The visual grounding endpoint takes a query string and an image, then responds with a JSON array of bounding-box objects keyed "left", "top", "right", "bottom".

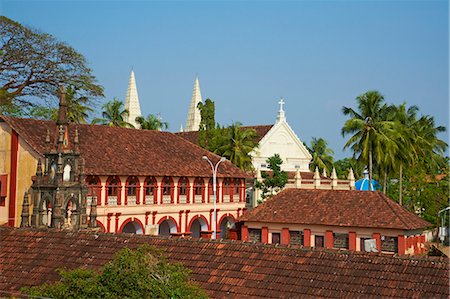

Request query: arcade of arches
[{"left": 85, "top": 175, "right": 246, "bottom": 238}]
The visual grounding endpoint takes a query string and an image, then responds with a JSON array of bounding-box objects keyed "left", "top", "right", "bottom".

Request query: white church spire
[
  {"left": 124, "top": 69, "right": 142, "bottom": 129},
  {"left": 276, "top": 97, "right": 286, "bottom": 123},
  {"left": 185, "top": 76, "right": 202, "bottom": 132}
]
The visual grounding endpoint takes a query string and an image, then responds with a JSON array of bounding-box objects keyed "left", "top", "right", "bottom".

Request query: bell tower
[{"left": 21, "top": 86, "right": 93, "bottom": 230}]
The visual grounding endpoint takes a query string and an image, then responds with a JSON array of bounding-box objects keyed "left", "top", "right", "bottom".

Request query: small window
[
  {"left": 249, "top": 229, "right": 262, "bottom": 242},
  {"left": 272, "top": 233, "right": 281, "bottom": 244},
  {"left": 178, "top": 177, "right": 188, "bottom": 195},
  {"left": 289, "top": 230, "right": 304, "bottom": 246},
  {"left": 127, "top": 178, "right": 138, "bottom": 196},
  {"left": 333, "top": 233, "right": 349, "bottom": 249},
  {"left": 381, "top": 236, "right": 398, "bottom": 253},
  {"left": 63, "top": 164, "right": 71, "bottom": 182}
]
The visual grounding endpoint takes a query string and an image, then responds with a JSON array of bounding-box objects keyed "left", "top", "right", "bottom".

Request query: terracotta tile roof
[
  {"left": 240, "top": 189, "right": 432, "bottom": 230},
  {"left": 175, "top": 125, "right": 274, "bottom": 145},
  {"left": 0, "top": 116, "right": 250, "bottom": 178},
  {"left": 0, "top": 227, "right": 448, "bottom": 298}
]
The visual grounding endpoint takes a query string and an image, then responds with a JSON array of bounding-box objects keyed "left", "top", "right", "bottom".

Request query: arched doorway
[
  {"left": 219, "top": 216, "right": 236, "bottom": 239},
  {"left": 190, "top": 217, "right": 208, "bottom": 238},
  {"left": 158, "top": 219, "right": 177, "bottom": 236},
  {"left": 122, "top": 221, "right": 143, "bottom": 234}
]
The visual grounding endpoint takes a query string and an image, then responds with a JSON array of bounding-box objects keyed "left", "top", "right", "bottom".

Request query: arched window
[
  {"left": 208, "top": 178, "right": 214, "bottom": 203},
  {"left": 106, "top": 176, "right": 121, "bottom": 205},
  {"left": 85, "top": 176, "right": 101, "bottom": 205},
  {"left": 194, "top": 177, "right": 204, "bottom": 203},
  {"left": 162, "top": 176, "right": 174, "bottom": 204},
  {"left": 234, "top": 178, "right": 243, "bottom": 202},
  {"left": 144, "top": 177, "right": 157, "bottom": 204},
  {"left": 178, "top": 177, "right": 189, "bottom": 204},
  {"left": 63, "top": 164, "right": 71, "bottom": 182},
  {"left": 126, "top": 176, "right": 140, "bottom": 205}
]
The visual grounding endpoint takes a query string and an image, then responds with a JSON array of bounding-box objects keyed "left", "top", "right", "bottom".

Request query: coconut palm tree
[
  {"left": 215, "top": 122, "right": 258, "bottom": 171},
  {"left": 135, "top": 114, "right": 169, "bottom": 131},
  {"left": 92, "top": 99, "right": 134, "bottom": 128},
  {"left": 342, "top": 91, "right": 397, "bottom": 190},
  {"left": 308, "top": 137, "right": 334, "bottom": 174},
  {"left": 64, "top": 86, "right": 94, "bottom": 124}
]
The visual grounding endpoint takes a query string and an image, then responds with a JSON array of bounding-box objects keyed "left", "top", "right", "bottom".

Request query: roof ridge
[{"left": 377, "top": 192, "right": 413, "bottom": 229}]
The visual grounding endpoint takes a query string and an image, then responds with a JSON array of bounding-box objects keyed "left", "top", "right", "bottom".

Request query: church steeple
[
  {"left": 185, "top": 76, "right": 202, "bottom": 132},
  {"left": 124, "top": 69, "right": 142, "bottom": 129}
]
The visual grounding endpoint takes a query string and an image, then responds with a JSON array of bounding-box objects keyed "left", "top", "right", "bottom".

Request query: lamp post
[{"left": 202, "top": 156, "right": 226, "bottom": 239}]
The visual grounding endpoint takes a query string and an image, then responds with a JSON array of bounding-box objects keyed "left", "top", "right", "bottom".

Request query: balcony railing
[
  {"left": 127, "top": 196, "right": 136, "bottom": 205},
  {"left": 108, "top": 196, "right": 117, "bottom": 206},
  {"left": 162, "top": 195, "right": 171, "bottom": 204},
  {"left": 194, "top": 195, "right": 202, "bottom": 204},
  {"left": 145, "top": 196, "right": 154, "bottom": 204},
  {"left": 179, "top": 196, "right": 187, "bottom": 204}
]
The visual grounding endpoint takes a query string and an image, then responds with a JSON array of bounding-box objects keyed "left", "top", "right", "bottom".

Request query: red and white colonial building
[
  {"left": 239, "top": 189, "right": 431, "bottom": 256},
  {"left": 0, "top": 111, "right": 250, "bottom": 238}
]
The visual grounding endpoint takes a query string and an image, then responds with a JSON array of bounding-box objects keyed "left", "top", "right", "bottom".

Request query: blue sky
[{"left": 2, "top": 0, "right": 448, "bottom": 160}]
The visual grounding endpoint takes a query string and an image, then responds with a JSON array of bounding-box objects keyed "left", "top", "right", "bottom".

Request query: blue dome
[{"left": 355, "top": 178, "right": 380, "bottom": 191}]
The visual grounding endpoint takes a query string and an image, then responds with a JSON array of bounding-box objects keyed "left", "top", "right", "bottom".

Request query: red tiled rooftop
[
  {"left": 240, "top": 189, "right": 432, "bottom": 230},
  {"left": 0, "top": 116, "right": 250, "bottom": 178},
  {"left": 0, "top": 227, "right": 448, "bottom": 298}
]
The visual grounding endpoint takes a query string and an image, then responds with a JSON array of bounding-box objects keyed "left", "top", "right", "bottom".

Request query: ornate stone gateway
[{"left": 21, "top": 86, "right": 95, "bottom": 230}]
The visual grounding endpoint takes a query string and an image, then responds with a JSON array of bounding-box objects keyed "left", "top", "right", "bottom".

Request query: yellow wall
[
  {"left": 0, "top": 123, "right": 12, "bottom": 225},
  {"left": 0, "top": 122, "right": 39, "bottom": 226}
]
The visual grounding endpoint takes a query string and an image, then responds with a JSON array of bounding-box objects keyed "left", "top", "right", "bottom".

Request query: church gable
[
  {"left": 253, "top": 121, "right": 311, "bottom": 171},
  {"left": 251, "top": 99, "right": 311, "bottom": 172}
]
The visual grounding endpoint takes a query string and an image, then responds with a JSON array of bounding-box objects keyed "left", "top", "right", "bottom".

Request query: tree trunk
[
  {"left": 383, "top": 167, "right": 387, "bottom": 194},
  {"left": 399, "top": 162, "right": 403, "bottom": 205},
  {"left": 369, "top": 149, "right": 373, "bottom": 191}
]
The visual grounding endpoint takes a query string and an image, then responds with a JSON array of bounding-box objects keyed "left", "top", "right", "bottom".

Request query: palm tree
[
  {"left": 342, "top": 91, "right": 397, "bottom": 190},
  {"left": 135, "top": 114, "right": 169, "bottom": 131},
  {"left": 215, "top": 122, "right": 258, "bottom": 171},
  {"left": 92, "top": 99, "right": 134, "bottom": 128},
  {"left": 308, "top": 137, "right": 334, "bottom": 174},
  {"left": 388, "top": 103, "right": 420, "bottom": 202}
]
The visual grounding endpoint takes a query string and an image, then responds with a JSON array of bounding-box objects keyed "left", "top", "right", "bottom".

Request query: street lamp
[{"left": 202, "top": 156, "right": 226, "bottom": 239}]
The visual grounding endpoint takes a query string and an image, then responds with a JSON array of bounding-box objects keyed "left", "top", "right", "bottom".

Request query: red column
[
  {"left": 106, "top": 213, "right": 113, "bottom": 233},
  {"left": 349, "top": 232, "right": 357, "bottom": 251},
  {"left": 178, "top": 210, "right": 184, "bottom": 233},
  {"left": 115, "top": 213, "right": 121, "bottom": 232},
  {"left": 8, "top": 130, "right": 19, "bottom": 227},
  {"left": 185, "top": 210, "right": 190, "bottom": 232},
  {"left": 241, "top": 225, "right": 249, "bottom": 241},
  {"left": 373, "top": 233, "right": 381, "bottom": 252},
  {"left": 262, "top": 227, "right": 269, "bottom": 243},
  {"left": 413, "top": 236, "right": 419, "bottom": 255},
  {"left": 420, "top": 235, "right": 425, "bottom": 254},
  {"left": 152, "top": 211, "right": 157, "bottom": 225},
  {"left": 145, "top": 212, "right": 150, "bottom": 226},
  {"left": 398, "top": 235, "right": 406, "bottom": 255},
  {"left": 281, "top": 228, "right": 290, "bottom": 245},
  {"left": 325, "top": 230, "right": 334, "bottom": 248},
  {"left": 304, "top": 229, "right": 311, "bottom": 247}
]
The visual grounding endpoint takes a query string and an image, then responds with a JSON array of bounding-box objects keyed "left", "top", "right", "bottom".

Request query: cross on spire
[
  {"left": 278, "top": 97, "right": 285, "bottom": 112},
  {"left": 276, "top": 97, "right": 286, "bottom": 123}
]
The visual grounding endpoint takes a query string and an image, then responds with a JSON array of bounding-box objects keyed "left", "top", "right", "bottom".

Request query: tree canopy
[
  {"left": 136, "top": 114, "right": 169, "bottom": 130},
  {"left": 22, "top": 244, "right": 207, "bottom": 299},
  {"left": 255, "top": 154, "right": 288, "bottom": 201},
  {"left": 92, "top": 99, "right": 134, "bottom": 128},
  {"left": 0, "top": 16, "right": 103, "bottom": 114},
  {"left": 308, "top": 137, "right": 334, "bottom": 174}
]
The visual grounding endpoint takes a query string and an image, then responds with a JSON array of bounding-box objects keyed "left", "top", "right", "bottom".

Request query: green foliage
[
  {"left": 387, "top": 157, "right": 449, "bottom": 225},
  {"left": 92, "top": 99, "right": 134, "bottom": 128},
  {"left": 136, "top": 114, "right": 169, "bottom": 130},
  {"left": 255, "top": 154, "right": 288, "bottom": 200},
  {"left": 22, "top": 244, "right": 207, "bottom": 299},
  {"left": 307, "top": 137, "right": 334, "bottom": 173},
  {"left": 334, "top": 157, "right": 364, "bottom": 180},
  {"left": 0, "top": 16, "right": 103, "bottom": 112},
  {"left": 214, "top": 122, "right": 259, "bottom": 171},
  {"left": 197, "top": 98, "right": 216, "bottom": 149}
]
